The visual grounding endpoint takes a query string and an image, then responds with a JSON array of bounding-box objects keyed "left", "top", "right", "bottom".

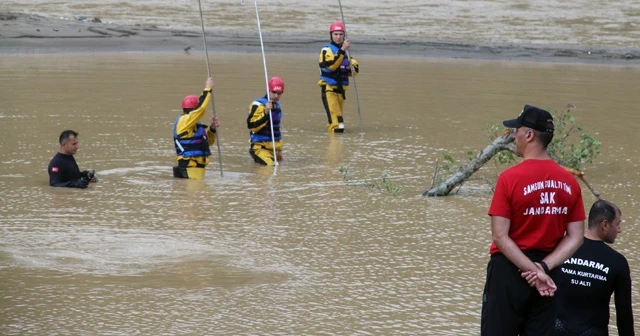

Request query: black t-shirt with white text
[{"left": 556, "top": 237, "right": 634, "bottom": 335}]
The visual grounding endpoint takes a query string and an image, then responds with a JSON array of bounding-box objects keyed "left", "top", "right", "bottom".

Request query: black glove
[
  {"left": 80, "top": 170, "right": 95, "bottom": 181},
  {"left": 70, "top": 178, "right": 89, "bottom": 189},
  {"left": 80, "top": 170, "right": 89, "bottom": 179}
]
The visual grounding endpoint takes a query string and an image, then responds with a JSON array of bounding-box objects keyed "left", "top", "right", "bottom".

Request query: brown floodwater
[{"left": 0, "top": 53, "right": 639, "bottom": 334}]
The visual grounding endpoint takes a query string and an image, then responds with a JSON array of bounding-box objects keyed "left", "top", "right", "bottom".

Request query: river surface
[
  {"left": 0, "top": 53, "right": 639, "bottom": 334},
  {"left": 3, "top": 0, "right": 640, "bottom": 47}
]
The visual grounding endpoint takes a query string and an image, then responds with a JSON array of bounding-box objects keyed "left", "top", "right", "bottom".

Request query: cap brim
[{"left": 502, "top": 119, "right": 520, "bottom": 128}]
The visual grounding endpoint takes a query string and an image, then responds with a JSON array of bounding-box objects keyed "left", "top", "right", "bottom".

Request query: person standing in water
[
  {"left": 247, "top": 76, "right": 285, "bottom": 166},
  {"left": 48, "top": 130, "right": 97, "bottom": 188},
  {"left": 318, "top": 21, "right": 359, "bottom": 133},
  {"left": 173, "top": 77, "right": 220, "bottom": 179}
]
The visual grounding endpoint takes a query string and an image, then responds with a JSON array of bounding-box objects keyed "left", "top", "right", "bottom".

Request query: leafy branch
[{"left": 339, "top": 164, "right": 404, "bottom": 195}]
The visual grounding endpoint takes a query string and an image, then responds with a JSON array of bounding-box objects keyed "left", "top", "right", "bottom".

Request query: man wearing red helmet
[
  {"left": 172, "top": 77, "right": 220, "bottom": 179},
  {"left": 247, "top": 76, "right": 284, "bottom": 166},
  {"left": 318, "top": 21, "right": 359, "bottom": 133}
]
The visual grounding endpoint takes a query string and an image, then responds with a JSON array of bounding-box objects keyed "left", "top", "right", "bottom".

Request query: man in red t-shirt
[{"left": 480, "top": 105, "right": 586, "bottom": 336}]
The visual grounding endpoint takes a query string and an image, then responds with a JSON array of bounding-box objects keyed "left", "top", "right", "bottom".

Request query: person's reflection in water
[
  {"left": 250, "top": 165, "right": 281, "bottom": 226},
  {"left": 325, "top": 133, "right": 345, "bottom": 170},
  {"left": 169, "top": 178, "right": 207, "bottom": 230}
]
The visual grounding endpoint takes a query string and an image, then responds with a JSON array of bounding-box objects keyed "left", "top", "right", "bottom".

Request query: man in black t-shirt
[
  {"left": 555, "top": 200, "right": 635, "bottom": 336},
  {"left": 48, "top": 130, "right": 96, "bottom": 188}
]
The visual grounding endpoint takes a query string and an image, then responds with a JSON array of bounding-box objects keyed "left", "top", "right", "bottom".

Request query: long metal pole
[
  {"left": 338, "top": 0, "right": 363, "bottom": 134},
  {"left": 197, "top": 0, "right": 224, "bottom": 177},
  {"left": 254, "top": 0, "right": 279, "bottom": 166}
]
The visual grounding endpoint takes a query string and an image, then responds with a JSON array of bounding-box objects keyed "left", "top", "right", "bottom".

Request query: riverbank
[{"left": 1, "top": 12, "right": 639, "bottom": 65}]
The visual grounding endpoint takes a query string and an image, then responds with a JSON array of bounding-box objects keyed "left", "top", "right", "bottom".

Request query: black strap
[
  {"left": 177, "top": 159, "right": 205, "bottom": 168},
  {"left": 539, "top": 260, "right": 550, "bottom": 274}
]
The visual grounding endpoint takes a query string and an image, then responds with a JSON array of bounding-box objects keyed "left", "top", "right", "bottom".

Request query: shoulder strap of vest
[
  {"left": 253, "top": 97, "right": 268, "bottom": 105},
  {"left": 324, "top": 43, "right": 340, "bottom": 53},
  {"left": 175, "top": 118, "right": 204, "bottom": 139}
]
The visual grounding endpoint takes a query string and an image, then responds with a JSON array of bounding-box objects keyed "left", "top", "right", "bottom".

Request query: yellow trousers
[
  {"left": 321, "top": 87, "right": 345, "bottom": 133},
  {"left": 173, "top": 158, "right": 207, "bottom": 179},
  {"left": 173, "top": 165, "right": 206, "bottom": 179},
  {"left": 250, "top": 143, "right": 280, "bottom": 166}
]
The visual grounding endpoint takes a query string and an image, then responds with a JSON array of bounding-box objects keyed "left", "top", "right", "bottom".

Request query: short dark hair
[
  {"left": 533, "top": 129, "right": 554, "bottom": 148},
  {"left": 59, "top": 130, "right": 78, "bottom": 144},
  {"left": 588, "top": 199, "right": 620, "bottom": 229}
]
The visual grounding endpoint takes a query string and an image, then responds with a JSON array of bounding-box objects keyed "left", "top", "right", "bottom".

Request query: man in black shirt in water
[
  {"left": 555, "top": 200, "right": 635, "bottom": 335},
  {"left": 48, "top": 130, "right": 96, "bottom": 188}
]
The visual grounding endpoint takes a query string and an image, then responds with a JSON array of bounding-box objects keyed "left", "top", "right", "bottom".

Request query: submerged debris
[{"left": 73, "top": 15, "right": 102, "bottom": 23}]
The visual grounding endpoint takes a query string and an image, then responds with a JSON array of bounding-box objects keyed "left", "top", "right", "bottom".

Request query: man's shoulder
[
  {"left": 48, "top": 152, "right": 72, "bottom": 174},
  {"left": 48, "top": 152, "right": 59, "bottom": 162},
  {"left": 499, "top": 159, "right": 572, "bottom": 178},
  {"left": 252, "top": 97, "right": 267, "bottom": 105},
  {"left": 604, "top": 244, "right": 629, "bottom": 264},
  {"left": 497, "top": 161, "right": 529, "bottom": 178},
  {"left": 320, "top": 43, "right": 337, "bottom": 52},
  {"left": 175, "top": 112, "right": 201, "bottom": 129},
  {"left": 48, "top": 153, "right": 59, "bottom": 170},
  {"left": 576, "top": 239, "right": 629, "bottom": 266},
  {"left": 49, "top": 152, "right": 70, "bottom": 163}
]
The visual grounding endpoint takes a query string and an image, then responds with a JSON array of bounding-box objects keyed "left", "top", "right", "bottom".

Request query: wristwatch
[{"left": 539, "top": 260, "right": 550, "bottom": 274}]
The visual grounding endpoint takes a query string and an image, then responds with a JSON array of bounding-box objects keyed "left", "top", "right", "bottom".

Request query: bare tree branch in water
[
  {"left": 423, "top": 131, "right": 515, "bottom": 197},
  {"left": 563, "top": 167, "right": 602, "bottom": 200}
]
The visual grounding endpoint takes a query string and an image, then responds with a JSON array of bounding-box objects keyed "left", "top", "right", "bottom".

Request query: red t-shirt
[{"left": 488, "top": 159, "right": 585, "bottom": 254}]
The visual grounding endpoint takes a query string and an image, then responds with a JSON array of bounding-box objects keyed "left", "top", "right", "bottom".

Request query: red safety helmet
[
  {"left": 329, "top": 21, "right": 345, "bottom": 33},
  {"left": 181, "top": 95, "right": 199, "bottom": 109},
  {"left": 268, "top": 76, "right": 285, "bottom": 93}
]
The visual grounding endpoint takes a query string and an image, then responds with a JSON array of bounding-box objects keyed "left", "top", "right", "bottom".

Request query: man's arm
[
  {"left": 319, "top": 47, "right": 344, "bottom": 71},
  {"left": 614, "top": 259, "right": 635, "bottom": 336},
  {"left": 51, "top": 176, "right": 88, "bottom": 188},
  {"left": 176, "top": 88, "right": 212, "bottom": 135},
  {"left": 206, "top": 128, "right": 217, "bottom": 146},
  {"left": 49, "top": 157, "right": 88, "bottom": 188},
  {"left": 492, "top": 215, "right": 556, "bottom": 296},
  {"left": 349, "top": 58, "right": 359, "bottom": 76},
  {"left": 247, "top": 102, "right": 269, "bottom": 133},
  {"left": 492, "top": 216, "right": 540, "bottom": 272},
  {"left": 541, "top": 220, "right": 584, "bottom": 270},
  {"left": 206, "top": 116, "right": 219, "bottom": 146}
]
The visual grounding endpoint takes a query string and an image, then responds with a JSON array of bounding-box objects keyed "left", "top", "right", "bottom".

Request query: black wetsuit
[
  {"left": 555, "top": 237, "right": 635, "bottom": 336},
  {"left": 47, "top": 152, "right": 88, "bottom": 188}
]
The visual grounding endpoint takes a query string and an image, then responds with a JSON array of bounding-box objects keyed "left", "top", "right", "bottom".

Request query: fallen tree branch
[
  {"left": 422, "top": 132, "right": 514, "bottom": 196},
  {"left": 423, "top": 130, "right": 602, "bottom": 199},
  {"left": 563, "top": 167, "right": 602, "bottom": 200},
  {"left": 429, "top": 159, "right": 439, "bottom": 190}
]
